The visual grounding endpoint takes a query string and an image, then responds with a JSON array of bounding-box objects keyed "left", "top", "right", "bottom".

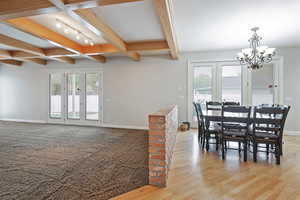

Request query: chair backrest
[
  {"left": 280, "top": 105, "right": 291, "bottom": 138},
  {"left": 223, "top": 101, "right": 240, "bottom": 106},
  {"left": 193, "top": 102, "right": 206, "bottom": 132},
  {"left": 221, "top": 106, "right": 251, "bottom": 133},
  {"left": 206, "top": 101, "right": 222, "bottom": 111},
  {"left": 193, "top": 102, "right": 200, "bottom": 124},
  {"left": 253, "top": 106, "right": 286, "bottom": 137}
]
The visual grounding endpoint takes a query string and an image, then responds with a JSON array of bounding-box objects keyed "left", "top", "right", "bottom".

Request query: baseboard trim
[
  {"left": 101, "top": 124, "right": 148, "bottom": 130},
  {"left": 0, "top": 118, "right": 149, "bottom": 131},
  {"left": 0, "top": 118, "right": 47, "bottom": 124},
  {"left": 285, "top": 130, "right": 300, "bottom": 136}
]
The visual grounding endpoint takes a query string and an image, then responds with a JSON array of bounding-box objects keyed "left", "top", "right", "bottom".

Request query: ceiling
[
  {"left": 173, "top": 0, "right": 300, "bottom": 52},
  {"left": 0, "top": 0, "right": 300, "bottom": 65},
  {"left": 28, "top": 0, "right": 300, "bottom": 52}
]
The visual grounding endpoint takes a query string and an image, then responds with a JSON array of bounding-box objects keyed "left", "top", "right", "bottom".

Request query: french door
[
  {"left": 48, "top": 71, "right": 103, "bottom": 126},
  {"left": 189, "top": 59, "right": 282, "bottom": 126}
]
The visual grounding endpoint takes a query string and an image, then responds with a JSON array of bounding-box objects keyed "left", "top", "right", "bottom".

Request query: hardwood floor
[{"left": 112, "top": 130, "right": 300, "bottom": 200}]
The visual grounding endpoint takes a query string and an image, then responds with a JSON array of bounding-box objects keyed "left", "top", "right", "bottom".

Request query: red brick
[
  {"left": 149, "top": 143, "right": 165, "bottom": 148},
  {"left": 149, "top": 123, "right": 166, "bottom": 130},
  {"left": 149, "top": 116, "right": 166, "bottom": 123},
  {"left": 149, "top": 130, "right": 165, "bottom": 136}
]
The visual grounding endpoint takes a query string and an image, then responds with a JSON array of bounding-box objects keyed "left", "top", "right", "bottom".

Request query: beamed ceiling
[{"left": 0, "top": 0, "right": 179, "bottom": 66}]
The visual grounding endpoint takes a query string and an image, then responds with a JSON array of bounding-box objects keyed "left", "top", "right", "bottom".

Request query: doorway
[
  {"left": 48, "top": 71, "right": 103, "bottom": 126},
  {"left": 188, "top": 58, "right": 283, "bottom": 126}
]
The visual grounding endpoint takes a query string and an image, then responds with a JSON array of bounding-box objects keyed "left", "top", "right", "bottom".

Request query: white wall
[
  {"left": 0, "top": 49, "right": 299, "bottom": 133},
  {"left": 0, "top": 64, "right": 48, "bottom": 122}
]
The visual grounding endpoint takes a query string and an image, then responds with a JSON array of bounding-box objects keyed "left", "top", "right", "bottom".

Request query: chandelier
[{"left": 237, "top": 27, "right": 276, "bottom": 70}]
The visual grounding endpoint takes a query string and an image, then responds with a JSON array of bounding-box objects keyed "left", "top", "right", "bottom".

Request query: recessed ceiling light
[
  {"left": 90, "top": 42, "right": 94, "bottom": 46},
  {"left": 76, "top": 35, "right": 80, "bottom": 40},
  {"left": 84, "top": 39, "right": 89, "bottom": 44},
  {"left": 64, "top": 28, "right": 69, "bottom": 34}
]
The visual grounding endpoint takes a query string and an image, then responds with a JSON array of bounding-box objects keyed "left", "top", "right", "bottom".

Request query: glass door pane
[
  {"left": 222, "top": 66, "right": 242, "bottom": 103},
  {"left": 252, "top": 64, "right": 274, "bottom": 106},
  {"left": 49, "top": 74, "right": 62, "bottom": 118},
  {"left": 67, "top": 73, "right": 81, "bottom": 119},
  {"left": 86, "top": 73, "right": 99, "bottom": 120},
  {"left": 193, "top": 66, "right": 213, "bottom": 106}
]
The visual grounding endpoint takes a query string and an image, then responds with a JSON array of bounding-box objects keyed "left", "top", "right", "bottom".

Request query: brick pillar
[{"left": 148, "top": 105, "right": 178, "bottom": 187}]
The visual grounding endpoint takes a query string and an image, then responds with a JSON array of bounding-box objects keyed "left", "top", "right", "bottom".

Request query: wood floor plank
[{"left": 113, "top": 130, "right": 300, "bottom": 199}]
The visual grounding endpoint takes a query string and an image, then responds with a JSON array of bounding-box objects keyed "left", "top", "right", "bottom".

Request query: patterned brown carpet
[{"left": 0, "top": 121, "right": 148, "bottom": 200}]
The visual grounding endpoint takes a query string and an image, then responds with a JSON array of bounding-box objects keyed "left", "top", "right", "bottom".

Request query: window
[
  {"left": 49, "top": 74, "right": 62, "bottom": 118},
  {"left": 86, "top": 73, "right": 100, "bottom": 120},
  {"left": 193, "top": 66, "right": 213, "bottom": 105},
  {"left": 222, "top": 66, "right": 242, "bottom": 103},
  {"left": 67, "top": 73, "right": 81, "bottom": 119},
  {"left": 252, "top": 64, "right": 274, "bottom": 105}
]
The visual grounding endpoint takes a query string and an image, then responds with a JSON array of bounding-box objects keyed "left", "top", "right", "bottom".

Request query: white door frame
[
  {"left": 187, "top": 57, "right": 284, "bottom": 124},
  {"left": 47, "top": 68, "right": 103, "bottom": 126}
]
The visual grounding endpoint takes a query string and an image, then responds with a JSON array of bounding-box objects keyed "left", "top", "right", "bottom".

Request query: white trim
[
  {"left": 187, "top": 57, "right": 284, "bottom": 123},
  {"left": 285, "top": 131, "right": 300, "bottom": 136},
  {"left": 0, "top": 118, "right": 47, "bottom": 124},
  {"left": 0, "top": 118, "right": 149, "bottom": 130},
  {"left": 101, "top": 124, "right": 148, "bottom": 130}
]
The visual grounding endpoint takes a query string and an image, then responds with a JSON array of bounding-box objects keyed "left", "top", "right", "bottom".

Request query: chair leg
[
  {"left": 238, "top": 142, "right": 241, "bottom": 154},
  {"left": 276, "top": 142, "right": 280, "bottom": 165},
  {"left": 198, "top": 128, "right": 201, "bottom": 142},
  {"left": 206, "top": 134, "right": 210, "bottom": 151},
  {"left": 222, "top": 139, "right": 225, "bottom": 160},
  {"left": 202, "top": 133, "right": 205, "bottom": 149},
  {"left": 243, "top": 140, "right": 247, "bottom": 162},
  {"left": 280, "top": 140, "right": 283, "bottom": 156},
  {"left": 216, "top": 135, "right": 219, "bottom": 151},
  {"left": 266, "top": 144, "right": 269, "bottom": 156},
  {"left": 253, "top": 142, "right": 257, "bottom": 162}
]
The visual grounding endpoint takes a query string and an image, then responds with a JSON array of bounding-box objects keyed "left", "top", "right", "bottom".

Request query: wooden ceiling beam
[
  {"left": 10, "top": 40, "right": 169, "bottom": 59},
  {"left": 98, "top": 0, "right": 143, "bottom": 6},
  {"left": 0, "top": 34, "right": 45, "bottom": 56},
  {"left": 0, "top": 59, "right": 22, "bottom": 66},
  {"left": 0, "top": 49, "right": 12, "bottom": 57},
  {"left": 127, "top": 40, "right": 169, "bottom": 52},
  {"left": 7, "top": 18, "right": 82, "bottom": 53},
  {"left": 0, "top": 0, "right": 143, "bottom": 20},
  {"left": 23, "top": 58, "right": 48, "bottom": 65},
  {"left": 11, "top": 51, "right": 40, "bottom": 58},
  {"left": 53, "top": 56, "right": 76, "bottom": 64},
  {"left": 75, "top": 8, "right": 141, "bottom": 61},
  {"left": 88, "top": 55, "right": 106, "bottom": 63},
  {"left": 7, "top": 17, "right": 106, "bottom": 63},
  {"left": 154, "top": 0, "right": 179, "bottom": 59},
  {"left": 44, "top": 48, "right": 74, "bottom": 57}
]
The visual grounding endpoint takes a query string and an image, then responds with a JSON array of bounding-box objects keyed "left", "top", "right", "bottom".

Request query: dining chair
[
  {"left": 278, "top": 105, "right": 291, "bottom": 155},
  {"left": 220, "top": 106, "right": 251, "bottom": 162},
  {"left": 223, "top": 101, "right": 240, "bottom": 106},
  {"left": 258, "top": 104, "right": 291, "bottom": 156},
  {"left": 206, "top": 101, "right": 222, "bottom": 111},
  {"left": 250, "top": 106, "right": 286, "bottom": 165}
]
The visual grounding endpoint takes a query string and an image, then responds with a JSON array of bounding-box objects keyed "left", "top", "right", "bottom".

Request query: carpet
[{"left": 0, "top": 121, "right": 148, "bottom": 200}]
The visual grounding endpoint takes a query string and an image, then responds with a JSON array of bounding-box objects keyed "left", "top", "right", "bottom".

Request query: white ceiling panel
[
  {"left": 173, "top": 0, "right": 300, "bottom": 52},
  {"left": 93, "top": 0, "right": 164, "bottom": 42},
  {"left": 0, "top": 44, "right": 18, "bottom": 50},
  {"left": 0, "top": 23, "right": 55, "bottom": 48}
]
